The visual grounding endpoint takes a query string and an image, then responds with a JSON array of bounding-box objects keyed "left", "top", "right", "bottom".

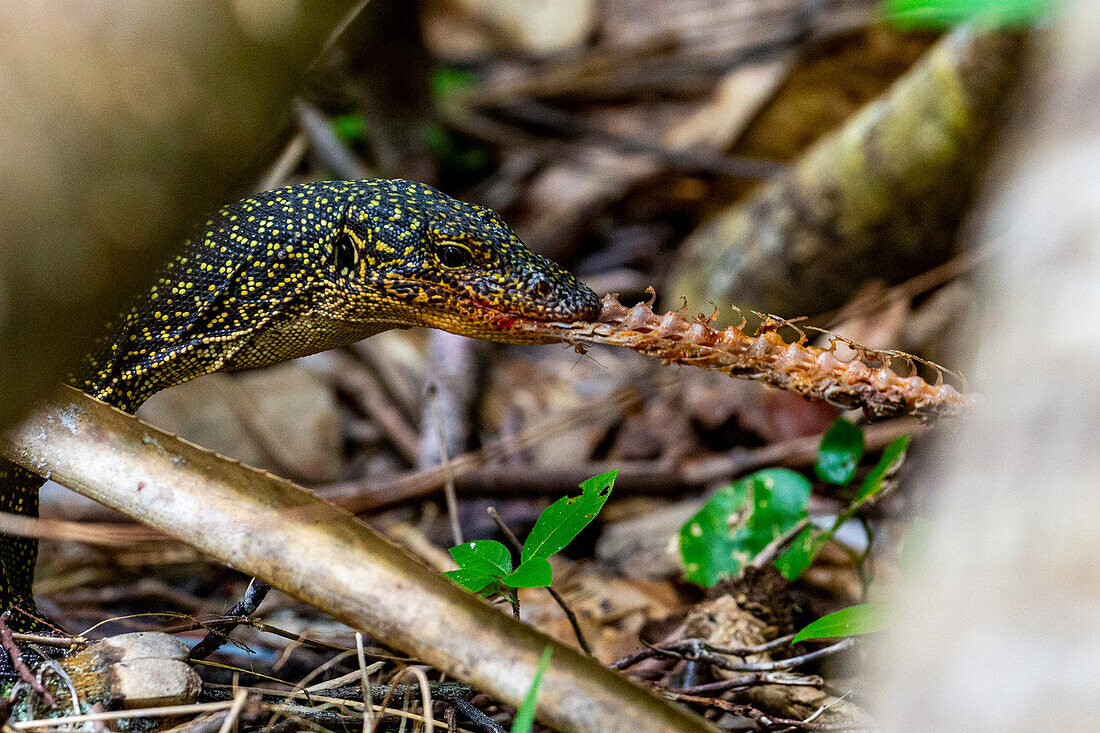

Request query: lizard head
[{"left": 330, "top": 179, "right": 600, "bottom": 343}]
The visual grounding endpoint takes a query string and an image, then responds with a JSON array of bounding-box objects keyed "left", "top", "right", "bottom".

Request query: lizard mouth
[
  {"left": 395, "top": 276, "right": 599, "bottom": 325},
  {"left": 380, "top": 275, "right": 600, "bottom": 344}
]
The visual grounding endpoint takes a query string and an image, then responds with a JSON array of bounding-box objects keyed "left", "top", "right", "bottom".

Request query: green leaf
[
  {"left": 430, "top": 67, "right": 477, "bottom": 102},
  {"left": 511, "top": 647, "right": 552, "bottom": 733},
  {"left": 521, "top": 470, "right": 616, "bottom": 563},
  {"left": 815, "top": 418, "right": 865, "bottom": 485},
  {"left": 442, "top": 568, "right": 496, "bottom": 593},
  {"left": 504, "top": 558, "right": 553, "bottom": 588},
  {"left": 679, "top": 468, "right": 811, "bottom": 587},
  {"left": 679, "top": 485, "right": 745, "bottom": 587},
  {"left": 449, "top": 540, "right": 513, "bottom": 577},
  {"left": 774, "top": 526, "right": 824, "bottom": 581},
  {"left": 857, "top": 434, "right": 910, "bottom": 501},
  {"left": 330, "top": 114, "right": 367, "bottom": 145},
  {"left": 883, "top": 0, "right": 1053, "bottom": 28},
  {"left": 751, "top": 468, "right": 814, "bottom": 528},
  {"left": 792, "top": 602, "right": 885, "bottom": 643}
]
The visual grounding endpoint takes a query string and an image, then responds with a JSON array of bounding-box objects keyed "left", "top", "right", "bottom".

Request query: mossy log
[{"left": 667, "top": 26, "right": 1024, "bottom": 319}]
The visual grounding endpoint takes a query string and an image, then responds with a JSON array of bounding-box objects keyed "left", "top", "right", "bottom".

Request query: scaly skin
[{"left": 0, "top": 178, "right": 600, "bottom": 630}]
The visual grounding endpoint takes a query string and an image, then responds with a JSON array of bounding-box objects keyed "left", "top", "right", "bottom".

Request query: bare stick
[
  {"left": 1, "top": 388, "right": 714, "bottom": 733},
  {"left": 188, "top": 578, "right": 272, "bottom": 662}
]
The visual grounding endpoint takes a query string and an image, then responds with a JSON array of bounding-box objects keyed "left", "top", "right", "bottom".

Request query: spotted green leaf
[
  {"left": 442, "top": 567, "right": 498, "bottom": 593},
  {"left": 774, "top": 526, "right": 824, "bottom": 581},
  {"left": 680, "top": 468, "right": 811, "bottom": 587},
  {"left": 444, "top": 540, "right": 513, "bottom": 592}
]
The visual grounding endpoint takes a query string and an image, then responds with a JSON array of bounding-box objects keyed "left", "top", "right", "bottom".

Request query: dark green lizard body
[{"left": 0, "top": 179, "right": 599, "bottom": 629}]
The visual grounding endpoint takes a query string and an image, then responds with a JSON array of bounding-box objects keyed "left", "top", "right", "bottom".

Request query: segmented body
[{"left": 0, "top": 179, "right": 599, "bottom": 629}]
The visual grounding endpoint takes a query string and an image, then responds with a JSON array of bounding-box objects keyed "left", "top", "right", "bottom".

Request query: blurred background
[{"left": 5, "top": 0, "right": 1091, "bottom": 730}]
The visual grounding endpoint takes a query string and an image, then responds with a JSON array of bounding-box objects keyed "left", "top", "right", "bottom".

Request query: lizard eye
[
  {"left": 437, "top": 243, "right": 473, "bottom": 269},
  {"left": 334, "top": 231, "right": 359, "bottom": 275}
]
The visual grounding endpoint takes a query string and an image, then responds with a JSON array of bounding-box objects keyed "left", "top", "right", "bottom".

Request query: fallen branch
[{"left": 0, "top": 387, "right": 715, "bottom": 733}]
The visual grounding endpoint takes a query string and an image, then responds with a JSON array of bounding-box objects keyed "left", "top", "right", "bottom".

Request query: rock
[
  {"left": 60, "top": 631, "right": 201, "bottom": 710},
  {"left": 105, "top": 658, "right": 201, "bottom": 709},
  {"left": 94, "top": 631, "right": 190, "bottom": 662}
]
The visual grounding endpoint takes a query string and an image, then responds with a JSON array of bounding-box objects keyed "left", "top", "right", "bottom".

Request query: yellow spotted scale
[{"left": 0, "top": 179, "right": 599, "bottom": 632}]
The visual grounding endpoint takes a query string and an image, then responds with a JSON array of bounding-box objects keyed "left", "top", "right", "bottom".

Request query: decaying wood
[
  {"left": 0, "top": 388, "right": 716, "bottom": 733},
  {"left": 668, "top": 25, "right": 1025, "bottom": 318}
]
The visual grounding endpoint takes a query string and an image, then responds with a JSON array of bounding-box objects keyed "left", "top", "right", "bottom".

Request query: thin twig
[
  {"left": 215, "top": 689, "right": 248, "bottom": 733},
  {"left": 292, "top": 98, "right": 371, "bottom": 180},
  {"left": 486, "top": 507, "right": 593, "bottom": 656},
  {"left": 274, "top": 701, "right": 452, "bottom": 732},
  {"left": 10, "top": 700, "right": 238, "bottom": 729},
  {"left": 685, "top": 420, "right": 923, "bottom": 486},
  {"left": 668, "top": 670, "right": 822, "bottom": 695},
  {"left": 323, "top": 377, "right": 665, "bottom": 512},
  {"left": 392, "top": 666, "right": 434, "bottom": 733},
  {"left": 802, "top": 691, "right": 853, "bottom": 724},
  {"left": 669, "top": 693, "right": 863, "bottom": 731},
  {"left": 715, "top": 639, "right": 855, "bottom": 673},
  {"left": 9, "top": 633, "right": 85, "bottom": 651},
  {"left": 317, "top": 350, "right": 421, "bottom": 463},
  {"left": 0, "top": 511, "right": 165, "bottom": 545},
  {"left": 821, "top": 244, "right": 993, "bottom": 329},
  {"left": 611, "top": 635, "right": 795, "bottom": 670},
  {"left": 257, "top": 133, "right": 308, "bottom": 192},
  {"left": 356, "top": 633, "right": 377, "bottom": 733},
  {"left": 636, "top": 636, "right": 851, "bottom": 675},
  {"left": 442, "top": 697, "right": 507, "bottom": 733},
  {"left": 479, "top": 101, "right": 783, "bottom": 180},
  {"left": 0, "top": 613, "right": 54, "bottom": 706},
  {"left": 32, "top": 653, "right": 81, "bottom": 716},
  {"left": 188, "top": 578, "right": 271, "bottom": 662}
]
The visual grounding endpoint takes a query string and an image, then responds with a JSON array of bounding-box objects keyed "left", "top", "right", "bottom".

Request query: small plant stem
[
  {"left": 750, "top": 517, "right": 812, "bottom": 569},
  {"left": 486, "top": 507, "right": 593, "bottom": 656}
]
